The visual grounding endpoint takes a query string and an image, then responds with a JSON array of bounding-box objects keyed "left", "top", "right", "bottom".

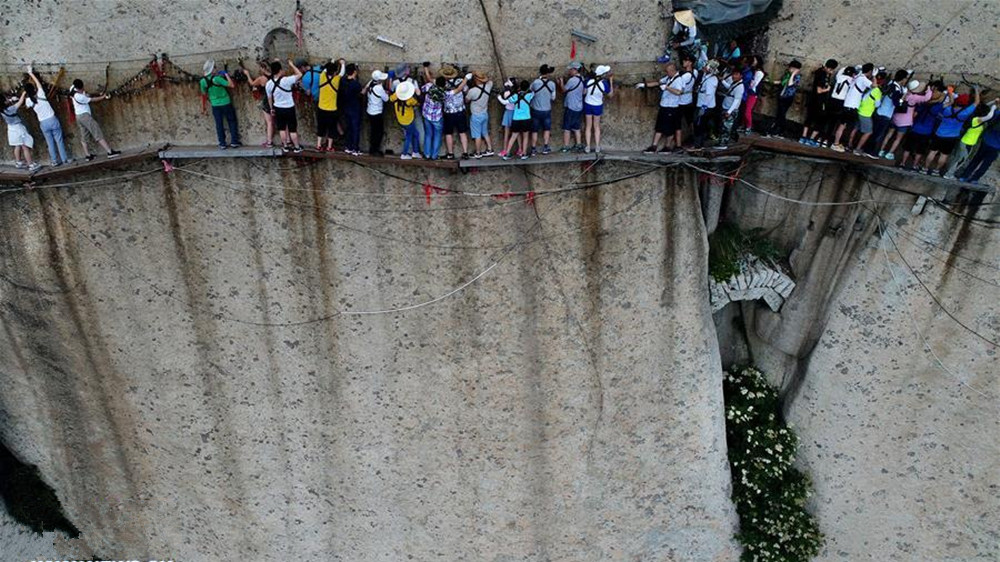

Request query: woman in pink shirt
[{"left": 879, "top": 80, "right": 933, "bottom": 159}]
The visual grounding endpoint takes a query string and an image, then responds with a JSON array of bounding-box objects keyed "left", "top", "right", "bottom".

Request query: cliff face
[
  {"left": 718, "top": 157, "right": 1000, "bottom": 561},
  {"left": 0, "top": 161, "right": 739, "bottom": 560}
]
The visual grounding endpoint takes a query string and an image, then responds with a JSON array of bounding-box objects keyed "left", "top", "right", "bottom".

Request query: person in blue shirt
[
  {"left": 296, "top": 58, "right": 324, "bottom": 101},
  {"left": 924, "top": 87, "right": 980, "bottom": 176},
  {"left": 871, "top": 69, "right": 908, "bottom": 157},
  {"left": 899, "top": 83, "right": 945, "bottom": 171},
  {"left": 958, "top": 123, "right": 1000, "bottom": 185}
]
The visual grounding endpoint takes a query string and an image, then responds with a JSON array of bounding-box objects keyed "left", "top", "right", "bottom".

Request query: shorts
[
  {"left": 583, "top": 103, "right": 603, "bottom": 116},
  {"left": 530, "top": 108, "right": 552, "bottom": 132},
  {"left": 77, "top": 113, "right": 105, "bottom": 142},
  {"left": 7, "top": 123, "right": 33, "bottom": 148},
  {"left": 316, "top": 109, "right": 337, "bottom": 138},
  {"left": 443, "top": 112, "right": 468, "bottom": 135},
  {"left": 655, "top": 106, "right": 680, "bottom": 135},
  {"left": 470, "top": 112, "right": 489, "bottom": 139},
  {"left": 562, "top": 108, "right": 582, "bottom": 131},
  {"left": 856, "top": 115, "right": 873, "bottom": 134},
  {"left": 930, "top": 135, "right": 959, "bottom": 154},
  {"left": 890, "top": 123, "right": 910, "bottom": 133},
  {"left": 840, "top": 108, "right": 858, "bottom": 126},
  {"left": 501, "top": 108, "right": 513, "bottom": 128},
  {"left": 680, "top": 103, "right": 695, "bottom": 126},
  {"left": 511, "top": 118, "right": 532, "bottom": 133},
  {"left": 904, "top": 132, "right": 931, "bottom": 154},
  {"left": 259, "top": 97, "right": 271, "bottom": 113},
  {"left": 274, "top": 106, "right": 298, "bottom": 133}
]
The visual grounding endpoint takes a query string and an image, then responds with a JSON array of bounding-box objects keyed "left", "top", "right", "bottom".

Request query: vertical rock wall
[
  {"left": 0, "top": 161, "right": 739, "bottom": 560},
  {"left": 720, "top": 156, "right": 1000, "bottom": 561}
]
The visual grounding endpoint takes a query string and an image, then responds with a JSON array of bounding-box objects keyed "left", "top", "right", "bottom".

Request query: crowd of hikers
[{"left": 2, "top": 9, "right": 998, "bottom": 184}]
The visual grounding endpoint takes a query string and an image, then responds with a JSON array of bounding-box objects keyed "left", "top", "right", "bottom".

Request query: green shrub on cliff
[
  {"left": 724, "top": 366, "right": 823, "bottom": 561},
  {"left": 709, "top": 224, "right": 782, "bottom": 282}
]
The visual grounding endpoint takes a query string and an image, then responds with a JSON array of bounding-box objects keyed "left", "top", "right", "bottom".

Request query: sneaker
[
  {"left": 643, "top": 145, "right": 657, "bottom": 154},
  {"left": 831, "top": 144, "right": 846, "bottom": 152},
  {"left": 807, "top": 139, "right": 821, "bottom": 147},
  {"left": 28, "top": 162, "right": 42, "bottom": 172},
  {"left": 412, "top": 152, "right": 423, "bottom": 159},
  {"left": 595, "top": 146, "right": 602, "bottom": 154},
  {"left": 444, "top": 153, "right": 455, "bottom": 160},
  {"left": 852, "top": 149, "right": 865, "bottom": 156},
  {"left": 942, "top": 173, "right": 956, "bottom": 180},
  {"left": 584, "top": 146, "right": 591, "bottom": 153},
  {"left": 472, "top": 152, "right": 481, "bottom": 159},
  {"left": 542, "top": 145, "right": 551, "bottom": 155},
  {"left": 15, "top": 161, "right": 26, "bottom": 169},
  {"left": 914, "top": 166, "right": 925, "bottom": 173},
  {"left": 460, "top": 152, "right": 469, "bottom": 160},
  {"left": 293, "top": 145, "right": 304, "bottom": 154},
  {"left": 820, "top": 141, "right": 830, "bottom": 148},
  {"left": 107, "top": 150, "right": 121, "bottom": 158},
  {"left": 502, "top": 153, "right": 512, "bottom": 161},
  {"left": 218, "top": 144, "right": 228, "bottom": 150},
  {"left": 282, "top": 144, "right": 292, "bottom": 153},
  {"left": 864, "top": 152, "right": 878, "bottom": 160},
  {"left": 798, "top": 138, "right": 807, "bottom": 144},
  {"left": 658, "top": 146, "right": 672, "bottom": 153},
  {"left": 926, "top": 168, "right": 938, "bottom": 176},
  {"left": 400, "top": 154, "right": 412, "bottom": 160},
  {"left": 885, "top": 153, "right": 895, "bottom": 161},
  {"left": 85, "top": 154, "right": 96, "bottom": 162},
  {"left": 261, "top": 141, "right": 274, "bottom": 147},
  {"left": 560, "top": 145, "right": 571, "bottom": 153},
  {"left": 229, "top": 142, "right": 242, "bottom": 149},
  {"left": 878, "top": 150, "right": 886, "bottom": 159},
  {"left": 520, "top": 153, "right": 530, "bottom": 160},
  {"left": 483, "top": 150, "right": 495, "bottom": 157}
]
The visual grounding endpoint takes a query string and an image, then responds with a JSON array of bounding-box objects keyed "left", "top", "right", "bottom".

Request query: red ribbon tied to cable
[
  {"left": 294, "top": 2, "right": 304, "bottom": 49},
  {"left": 423, "top": 182, "right": 448, "bottom": 205}
]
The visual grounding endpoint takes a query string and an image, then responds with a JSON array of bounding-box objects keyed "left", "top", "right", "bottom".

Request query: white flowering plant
[{"left": 724, "top": 366, "right": 823, "bottom": 561}]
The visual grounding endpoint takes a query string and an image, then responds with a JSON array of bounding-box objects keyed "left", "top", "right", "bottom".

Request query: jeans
[
  {"left": 211, "top": 104, "right": 240, "bottom": 146},
  {"left": 869, "top": 115, "right": 892, "bottom": 153},
  {"left": 401, "top": 122, "right": 421, "bottom": 155},
  {"left": 959, "top": 144, "right": 998, "bottom": 182},
  {"left": 945, "top": 142, "right": 974, "bottom": 177},
  {"left": 769, "top": 96, "right": 793, "bottom": 136},
  {"left": 368, "top": 112, "right": 385, "bottom": 154},
  {"left": 343, "top": 111, "right": 362, "bottom": 151},
  {"left": 423, "top": 118, "right": 443, "bottom": 159},
  {"left": 40, "top": 117, "right": 69, "bottom": 164}
]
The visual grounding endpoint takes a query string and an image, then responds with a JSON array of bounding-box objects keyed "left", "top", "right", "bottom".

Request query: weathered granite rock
[{"left": 0, "top": 161, "right": 739, "bottom": 560}]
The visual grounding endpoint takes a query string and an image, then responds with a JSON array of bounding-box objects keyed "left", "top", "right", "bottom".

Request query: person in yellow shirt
[
  {"left": 850, "top": 71, "right": 884, "bottom": 158},
  {"left": 316, "top": 58, "right": 346, "bottom": 151},
  {"left": 390, "top": 81, "right": 422, "bottom": 159},
  {"left": 944, "top": 99, "right": 997, "bottom": 179}
]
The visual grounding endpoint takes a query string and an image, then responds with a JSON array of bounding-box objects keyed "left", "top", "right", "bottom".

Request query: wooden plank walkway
[
  {"left": 742, "top": 134, "right": 993, "bottom": 193},
  {"left": 0, "top": 145, "right": 164, "bottom": 183}
]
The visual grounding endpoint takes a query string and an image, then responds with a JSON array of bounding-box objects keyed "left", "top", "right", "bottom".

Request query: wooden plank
[
  {"left": 159, "top": 145, "right": 282, "bottom": 158},
  {"left": 298, "top": 149, "right": 459, "bottom": 170},
  {"left": 743, "top": 134, "right": 993, "bottom": 193},
  {"left": 0, "top": 145, "right": 163, "bottom": 183},
  {"left": 457, "top": 148, "right": 746, "bottom": 169}
]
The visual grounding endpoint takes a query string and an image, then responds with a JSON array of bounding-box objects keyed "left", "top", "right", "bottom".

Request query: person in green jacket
[{"left": 200, "top": 59, "right": 242, "bottom": 149}]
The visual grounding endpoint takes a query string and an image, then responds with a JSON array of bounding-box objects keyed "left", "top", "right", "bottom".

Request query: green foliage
[
  {"left": 724, "top": 366, "right": 823, "bottom": 562},
  {"left": 709, "top": 224, "right": 782, "bottom": 283}
]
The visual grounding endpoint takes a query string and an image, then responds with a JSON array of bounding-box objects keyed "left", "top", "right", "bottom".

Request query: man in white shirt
[
  {"left": 636, "top": 62, "right": 689, "bottom": 153},
  {"left": 363, "top": 70, "right": 390, "bottom": 156},
  {"left": 831, "top": 63, "right": 873, "bottom": 151},
  {"left": 265, "top": 59, "right": 305, "bottom": 153},
  {"left": 719, "top": 67, "right": 746, "bottom": 146},
  {"left": 70, "top": 78, "right": 120, "bottom": 160},
  {"left": 693, "top": 61, "right": 719, "bottom": 147}
]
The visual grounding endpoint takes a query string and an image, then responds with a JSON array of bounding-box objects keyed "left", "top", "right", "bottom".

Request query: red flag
[
  {"left": 570, "top": 40, "right": 576, "bottom": 60},
  {"left": 525, "top": 191, "right": 536, "bottom": 207},
  {"left": 65, "top": 97, "right": 76, "bottom": 124},
  {"left": 294, "top": 9, "right": 304, "bottom": 49}
]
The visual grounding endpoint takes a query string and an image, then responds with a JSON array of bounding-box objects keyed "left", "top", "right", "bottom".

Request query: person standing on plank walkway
[
  {"left": 70, "top": 79, "right": 121, "bottom": 161},
  {"left": 200, "top": 60, "right": 242, "bottom": 150},
  {"left": 25, "top": 66, "right": 71, "bottom": 165}
]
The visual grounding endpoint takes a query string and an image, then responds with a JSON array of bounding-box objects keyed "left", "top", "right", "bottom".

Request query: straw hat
[
  {"left": 203, "top": 60, "right": 215, "bottom": 76},
  {"left": 396, "top": 81, "right": 416, "bottom": 101},
  {"left": 594, "top": 65, "right": 611, "bottom": 77},
  {"left": 372, "top": 70, "right": 389, "bottom": 81},
  {"left": 674, "top": 9, "right": 696, "bottom": 28},
  {"left": 473, "top": 70, "right": 488, "bottom": 82},
  {"left": 440, "top": 65, "right": 459, "bottom": 79}
]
